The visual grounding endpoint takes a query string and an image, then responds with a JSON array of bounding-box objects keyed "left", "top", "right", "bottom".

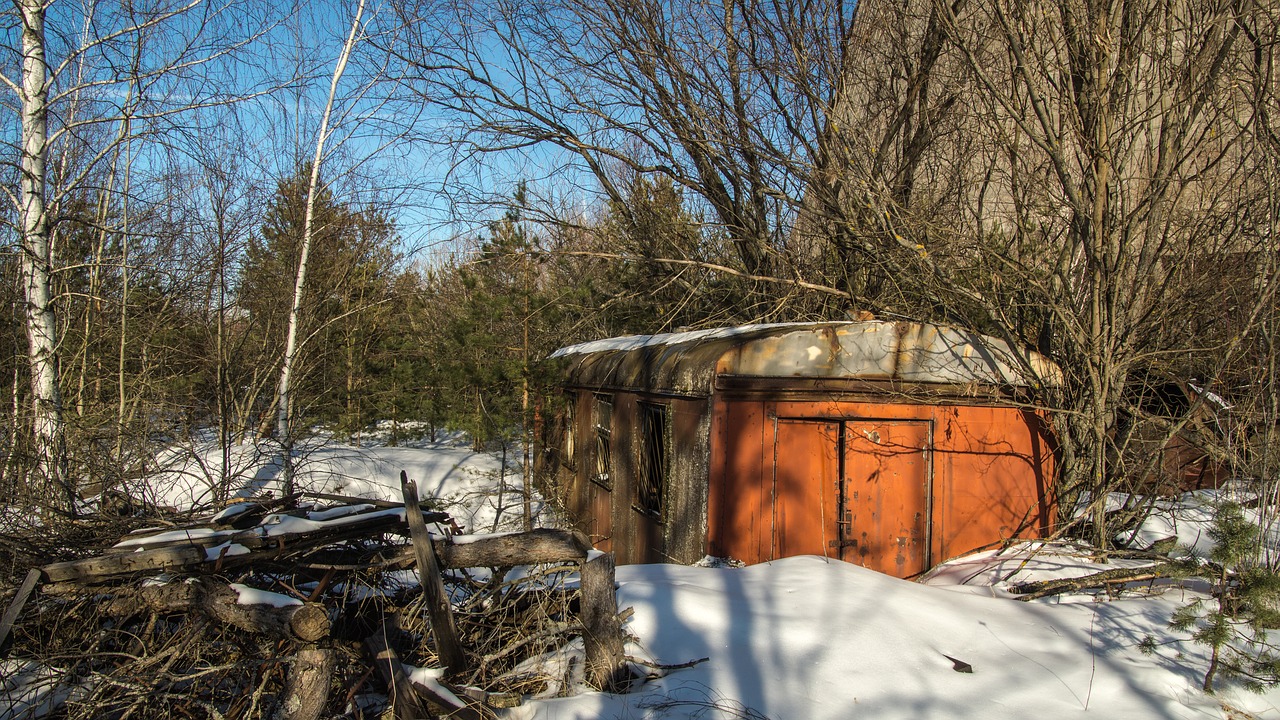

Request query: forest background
[{"left": 0, "top": 0, "right": 1277, "bottom": 554}]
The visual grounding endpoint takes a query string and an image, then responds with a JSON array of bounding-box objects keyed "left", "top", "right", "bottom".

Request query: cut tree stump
[
  {"left": 580, "top": 553, "right": 631, "bottom": 691},
  {"left": 275, "top": 644, "right": 334, "bottom": 720}
]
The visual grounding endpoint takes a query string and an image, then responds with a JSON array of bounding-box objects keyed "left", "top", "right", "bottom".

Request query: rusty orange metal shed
[{"left": 541, "top": 321, "right": 1058, "bottom": 578}]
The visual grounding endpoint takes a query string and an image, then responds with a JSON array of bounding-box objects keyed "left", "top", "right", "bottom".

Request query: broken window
[
  {"left": 562, "top": 394, "right": 576, "bottom": 470},
  {"left": 593, "top": 394, "right": 613, "bottom": 489},
  {"left": 635, "top": 402, "right": 668, "bottom": 518}
]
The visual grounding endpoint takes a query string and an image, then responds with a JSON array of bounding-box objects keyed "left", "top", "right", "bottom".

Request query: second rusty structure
[{"left": 540, "top": 321, "right": 1059, "bottom": 578}]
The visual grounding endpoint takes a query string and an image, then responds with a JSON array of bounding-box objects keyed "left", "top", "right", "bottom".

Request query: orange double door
[{"left": 771, "top": 418, "right": 932, "bottom": 578}]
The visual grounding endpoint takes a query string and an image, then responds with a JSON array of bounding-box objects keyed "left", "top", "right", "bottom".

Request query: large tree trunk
[{"left": 18, "top": 0, "right": 69, "bottom": 513}]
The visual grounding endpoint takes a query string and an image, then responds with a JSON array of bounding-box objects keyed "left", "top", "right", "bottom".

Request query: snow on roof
[
  {"left": 550, "top": 321, "right": 1060, "bottom": 394},
  {"left": 549, "top": 323, "right": 813, "bottom": 358}
]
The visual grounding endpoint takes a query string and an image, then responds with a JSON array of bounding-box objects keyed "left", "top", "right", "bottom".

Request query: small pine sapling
[{"left": 1170, "top": 502, "right": 1280, "bottom": 693}]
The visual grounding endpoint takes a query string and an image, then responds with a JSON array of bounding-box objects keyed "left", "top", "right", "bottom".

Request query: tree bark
[
  {"left": 103, "top": 576, "right": 330, "bottom": 642},
  {"left": 395, "top": 527, "right": 592, "bottom": 569},
  {"left": 18, "top": 0, "right": 68, "bottom": 512},
  {"left": 275, "top": 645, "right": 334, "bottom": 720},
  {"left": 581, "top": 552, "right": 630, "bottom": 691}
]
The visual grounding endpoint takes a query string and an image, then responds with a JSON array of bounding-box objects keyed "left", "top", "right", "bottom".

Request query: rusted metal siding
[
  {"left": 707, "top": 397, "right": 769, "bottom": 562},
  {"left": 548, "top": 321, "right": 1059, "bottom": 576},
  {"left": 840, "top": 419, "right": 932, "bottom": 576},
  {"left": 929, "top": 405, "right": 1054, "bottom": 563},
  {"left": 555, "top": 388, "right": 711, "bottom": 565},
  {"left": 706, "top": 397, "right": 1053, "bottom": 577},
  {"left": 771, "top": 419, "right": 840, "bottom": 559}
]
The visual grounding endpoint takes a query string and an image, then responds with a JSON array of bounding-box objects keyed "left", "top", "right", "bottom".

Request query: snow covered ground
[
  {"left": 144, "top": 428, "right": 539, "bottom": 535},
  {"left": 527, "top": 554, "right": 1264, "bottom": 720},
  {"left": 140, "top": 433, "right": 1280, "bottom": 719}
]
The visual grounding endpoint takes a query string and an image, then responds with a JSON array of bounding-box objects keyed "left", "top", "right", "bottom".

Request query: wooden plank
[
  {"left": 303, "top": 490, "right": 439, "bottom": 511},
  {"left": 0, "top": 568, "right": 41, "bottom": 651},
  {"left": 401, "top": 470, "right": 467, "bottom": 675},
  {"left": 43, "top": 520, "right": 584, "bottom": 589},
  {"left": 580, "top": 553, "right": 630, "bottom": 691},
  {"left": 42, "top": 545, "right": 205, "bottom": 584},
  {"left": 365, "top": 618, "right": 432, "bottom": 720},
  {"left": 41, "top": 506, "right": 449, "bottom": 586}
]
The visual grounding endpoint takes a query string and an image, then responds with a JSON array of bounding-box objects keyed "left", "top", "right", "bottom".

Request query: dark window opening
[
  {"left": 561, "top": 394, "right": 576, "bottom": 470},
  {"left": 593, "top": 394, "right": 613, "bottom": 489},
  {"left": 635, "top": 402, "right": 668, "bottom": 518}
]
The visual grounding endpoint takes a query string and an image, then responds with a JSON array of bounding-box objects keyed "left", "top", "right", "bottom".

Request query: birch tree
[
  {"left": 1, "top": 0, "right": 280, "bottom": 512},
  {"left": 11, "top": 0, "right": 65, "bottom": 508},
  {"left": 272, "top": 0, "right": 366, "bottom": 493}
]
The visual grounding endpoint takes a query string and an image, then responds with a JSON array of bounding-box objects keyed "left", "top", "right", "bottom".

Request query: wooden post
[
  {"left": 580, "top": 553, "right": 630, "bottom": 691},
  {"left": 0, "top": 568, "right": 40, "bottom": 652},
  {"left": 401, "top": 470, "right": 466, "bottom": 674}
]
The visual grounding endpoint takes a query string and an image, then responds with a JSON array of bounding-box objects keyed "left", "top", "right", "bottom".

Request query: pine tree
[
  {"left": 1170, "top": 502, "right": 1280, "bottom": 693},
  {"left": 239, "top": 166, "right": 401, "bottom": 437}
]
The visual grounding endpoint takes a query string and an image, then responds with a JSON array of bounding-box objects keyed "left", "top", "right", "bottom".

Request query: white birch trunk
[
  {"left": 18, "top": 0, "right": 69, "bottom": 510},
  {"left": 274, "top": 0, "right": 364, "bottom": 494}
]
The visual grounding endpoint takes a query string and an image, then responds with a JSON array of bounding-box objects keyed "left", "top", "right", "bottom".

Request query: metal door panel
[
  {"left": 772, "top": 419, "right": 839, "bottom": 560},
  {"left": 841, "top": 420, "right": 931, "bottom": 576}
]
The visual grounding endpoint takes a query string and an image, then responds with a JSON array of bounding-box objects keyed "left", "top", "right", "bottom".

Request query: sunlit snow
[{"left": 121, "top": 430, "right": 1280, "bottom": 719}]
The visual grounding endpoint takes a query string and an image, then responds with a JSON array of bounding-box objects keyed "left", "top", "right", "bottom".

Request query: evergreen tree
[
  {"left": 1169, "top": 502, "right": 1280, "bottom": 693},
  {"left": 239, "top": 166, "right": 401, "bottom": 435}
]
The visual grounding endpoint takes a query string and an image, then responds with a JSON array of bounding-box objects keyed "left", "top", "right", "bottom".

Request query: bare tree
[
  {"left": 920, "top": 0, "right": 1278, "bottom": 545},
  {"left": 397, "top": 0, "right": 1280, "bottom": 547},
  {"left": 1, "top": 0, "right": 282, "bottom": 513},
  {"left": 391, "top": 0, "right": 866, "bottom": 276},
  {"left": 273, "top": 0, "right": 368, "bottom": 495}
]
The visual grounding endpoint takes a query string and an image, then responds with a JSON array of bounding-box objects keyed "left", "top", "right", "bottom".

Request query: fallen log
[
  {"left": 43, "top": 502, "right": 590, "bottom": 590},
  {"left": 102, "top": 576, "right": 330, "bottom": 642},
  {"left": 385, "top": 528, "right": 593, "bottom": 570},
  {"left": 42, "top": 507, "right": 449, "bottom": 586},
  {"left": 1009, "top": 563, "right": 1182, "bottom": 601}
]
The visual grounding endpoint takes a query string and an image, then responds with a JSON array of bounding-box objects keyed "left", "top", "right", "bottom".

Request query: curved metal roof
[{"left": 550, "top": 321, "right": 1060, "bottom": 397}]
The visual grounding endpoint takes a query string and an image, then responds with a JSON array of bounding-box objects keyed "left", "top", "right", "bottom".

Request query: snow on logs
[
  {"left": 99, "top": 576, "right": 331, "bottom": 642},
  {"left": 25, "top": 487, "right": 629, "bottom": 718}
]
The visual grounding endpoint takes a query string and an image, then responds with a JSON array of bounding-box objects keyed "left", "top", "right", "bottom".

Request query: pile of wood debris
[{"left": 0, "top": 472, "right": 633, "bottom": 719}]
